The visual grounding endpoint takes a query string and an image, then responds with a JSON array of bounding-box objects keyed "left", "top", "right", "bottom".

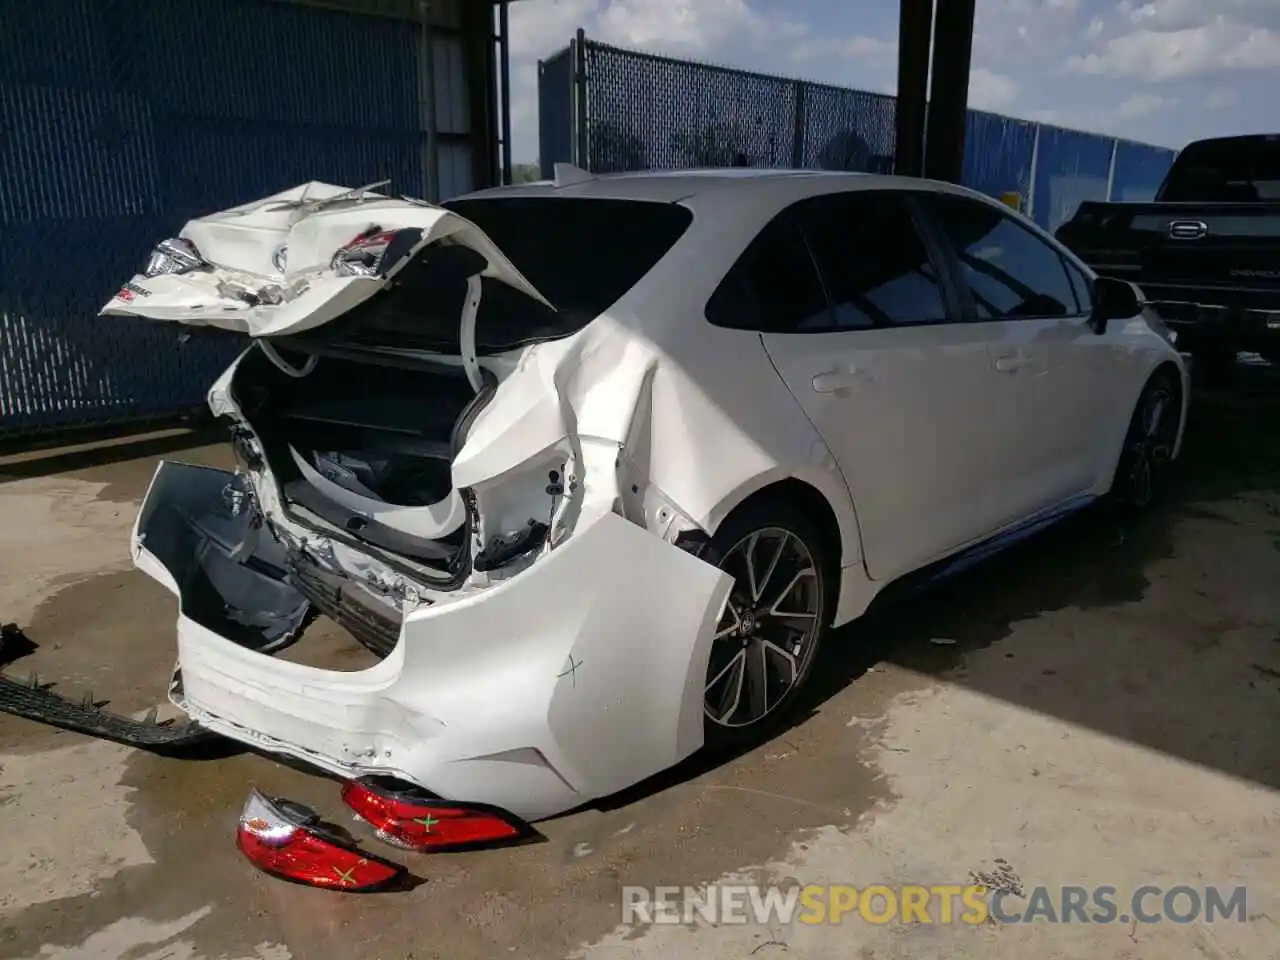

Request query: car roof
[{"left": 453, "top": 167, "right": 990, "bottom": 208}]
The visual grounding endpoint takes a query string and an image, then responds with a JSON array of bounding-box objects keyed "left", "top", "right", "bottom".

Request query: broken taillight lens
[
  {"left": 143, "top": 237, "right": 206, "bottom": 278},
  {"left": 330, "top": 226, "right": 422, "bottom": 278},
  {"left": 236, "top": 789, "right": 406, "bottom": 891},
  {"left": 341, "top": 778, "right": 532, "bottom": 851}
]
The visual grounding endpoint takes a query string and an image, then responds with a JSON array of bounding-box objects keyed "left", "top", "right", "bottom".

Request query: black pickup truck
[{"left": 1055, "top": 134, "right": 1280, "bottom": 380}]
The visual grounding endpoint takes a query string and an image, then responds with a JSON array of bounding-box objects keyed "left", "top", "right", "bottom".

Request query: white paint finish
[
  {"left": 762, "top": 321, "right": 1018, "bottom": 581},
  {"left": 143, "top": 502, "right": 731, "bottom": 821},
  {"left": 111, "top": 170, "right": 1186, "bottom": 820},
  {"left": 0, "top": 743, "right": 152, "bottom": 915},
  {"left": 1032, "top": 317, "right": 1138, "bottom": 495},
  {"left": 100, "top": 182, "right": 551, "bottom": 336}
]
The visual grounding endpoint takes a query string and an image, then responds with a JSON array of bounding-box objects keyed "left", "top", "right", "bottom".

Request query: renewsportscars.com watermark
[{"left": 622, "top": 884, "right": 1249, "bottom": 926}]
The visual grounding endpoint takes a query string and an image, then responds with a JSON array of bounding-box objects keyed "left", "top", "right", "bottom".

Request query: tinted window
[
  {"left": 705, "top": 215, "right": 831, "bottom": 332},
  {"left": 309, "top": 271, "right": 561, "bottom": 355},
  {"left": 931, "top": 195, "right": 1080, "bottom": 320},
  {"left": 306, "top": 197, "right": 693, "bottom": 354},
  {"left": 1158, "top": 137, "right": 1280, "bottom": 201},
  {"left": 1064, "top": 258, "right": 1092, "bottom": 313},
  {"left": 445, "top": 196, "right": 693, "bottom": 331},
  {"left": 793, "top": 192, "right": 948, "bottom": 329}
]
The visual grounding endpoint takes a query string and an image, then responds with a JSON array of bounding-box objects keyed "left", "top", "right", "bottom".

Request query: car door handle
[
  {"left": 812, "top": 368, "right": 865, "bottom": 393},
  {"left": 994, "top": 355, "right": 1032, "bottom": 373}
]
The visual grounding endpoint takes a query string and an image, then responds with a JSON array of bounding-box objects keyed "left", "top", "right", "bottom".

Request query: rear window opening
[{"left": 293, "top": 197, "right": 694, "bottom": 355}]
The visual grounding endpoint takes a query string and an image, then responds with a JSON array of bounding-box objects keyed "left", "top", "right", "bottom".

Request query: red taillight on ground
[
  {"left": 340, "top": 778, "right": 535, "bottom": 852},
  {"left": 236, "top": 789, "right": 407, "bottom": 891}
]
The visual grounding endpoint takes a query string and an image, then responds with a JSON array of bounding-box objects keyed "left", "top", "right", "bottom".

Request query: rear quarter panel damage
[
  {"left": 133, "top": 459, "right": 734, "bottom": 819},
  {"left": 467, "top": 310, "right": 864, "bottom": 572}
]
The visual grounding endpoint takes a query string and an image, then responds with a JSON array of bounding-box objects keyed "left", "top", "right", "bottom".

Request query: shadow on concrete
[{"left": 0, "top": 422, "right": 227, "bottom": 484}]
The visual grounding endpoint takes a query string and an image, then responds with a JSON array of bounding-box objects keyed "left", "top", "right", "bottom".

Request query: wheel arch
[
  {"left": 1102, "top": 356, "right": 1187, "bottom": 495},
  {"left": 702, "top": 473, "right": 853, "bottom": 616},
  {"left": 1151, "top": 358, "right": 1189, "bottom": 458}
]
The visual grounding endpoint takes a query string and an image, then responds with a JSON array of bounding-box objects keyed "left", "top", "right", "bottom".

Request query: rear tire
[
  {"left": 1111, "top": 370, "right": 1180, "bottom": 512},
  {"left": 698, "top": 501, "right": 833, "bottom": 749}
]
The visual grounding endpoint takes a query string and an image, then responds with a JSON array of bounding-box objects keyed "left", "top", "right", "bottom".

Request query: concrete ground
[{"left": 1, "top": 368, "right": 1279, "bottom": 960}]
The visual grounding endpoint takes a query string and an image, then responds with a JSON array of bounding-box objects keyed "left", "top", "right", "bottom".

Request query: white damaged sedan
[{"left": 106, "top": 170, "right": 1188, "bottom": 824}]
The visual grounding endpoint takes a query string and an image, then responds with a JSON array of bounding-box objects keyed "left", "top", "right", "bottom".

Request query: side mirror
[{"left": 1089, "top": 276, "right": 1140, "bottom": 334}]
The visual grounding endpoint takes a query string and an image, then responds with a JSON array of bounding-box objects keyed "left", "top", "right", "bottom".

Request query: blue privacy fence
[
  {"left": 1, "top": 0, "right": 432, "bottom": 438},
  {"left": 538, "top": 37, "right": 1176, "bottom": 233}
]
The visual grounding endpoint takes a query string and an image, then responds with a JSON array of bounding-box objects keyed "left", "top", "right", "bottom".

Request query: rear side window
[
  {"left": 705, "top": 215, "right": 831, "bottom": 332},
  {"left": 443, "top": 197, "right": 693, "bottom": 326},
  {"left": 792, "top": 192, "right": 948, "bottom": 328},
  {"left": 929, "top": 194, "right": 1080, "bottom": 320}
]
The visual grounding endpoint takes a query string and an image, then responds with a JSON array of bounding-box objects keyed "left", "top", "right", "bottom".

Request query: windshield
[
  {"left": 1158, "top": 137, "right": 1280, "bottom": 202},
  {"left": 298, "top": 196, "right": 693, "bottom": 355}
]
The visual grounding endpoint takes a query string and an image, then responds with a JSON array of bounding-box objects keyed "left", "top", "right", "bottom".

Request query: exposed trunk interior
[{"left": 230, "top": 343, "right": 485, "bottom": 573}]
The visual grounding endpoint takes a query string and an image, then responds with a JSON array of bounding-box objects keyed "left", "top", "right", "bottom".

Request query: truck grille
[{"left": 1138, "top": 280, "right": 1280, "bottom": 317}]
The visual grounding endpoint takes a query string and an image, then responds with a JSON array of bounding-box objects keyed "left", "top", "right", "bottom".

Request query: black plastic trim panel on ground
[{"left": 0, "top": 671, "right": 215, "bottom": 751}]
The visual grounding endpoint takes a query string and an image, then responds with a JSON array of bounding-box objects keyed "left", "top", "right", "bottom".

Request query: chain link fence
[
  {"left": 537, "top": 34, "right": 1177, "bottom": 235},
  {"left": 1, "top": 0, "right": 437, "bottom": 440}
]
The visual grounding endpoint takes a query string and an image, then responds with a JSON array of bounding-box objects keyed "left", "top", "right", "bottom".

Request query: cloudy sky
[{"left": 505, "top": 0, "right": 1278, "bottom": 163}]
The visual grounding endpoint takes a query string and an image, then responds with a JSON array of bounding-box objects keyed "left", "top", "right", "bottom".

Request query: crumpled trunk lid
[{"left": 100, "top": 181, "right": 553, "bottom": 339}]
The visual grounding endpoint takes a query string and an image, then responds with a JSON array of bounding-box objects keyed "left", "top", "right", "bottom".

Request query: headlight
[{"left": 143, "top": 237, "right": 206, "bottom": 278}]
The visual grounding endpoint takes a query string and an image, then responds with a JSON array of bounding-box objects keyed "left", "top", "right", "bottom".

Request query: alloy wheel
[
  {"left": 704, "top": 527, "right": 822, "bottom": 729},
  {"left": 1125, "top": 384, "right": 1176, "bottom": 508}
]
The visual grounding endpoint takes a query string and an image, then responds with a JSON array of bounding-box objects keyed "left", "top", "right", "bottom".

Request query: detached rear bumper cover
[{"left": 135, "top": 461, "right": 732, "bottom": 822}]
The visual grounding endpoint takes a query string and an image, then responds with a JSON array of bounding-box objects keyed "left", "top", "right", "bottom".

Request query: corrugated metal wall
[
  {"left": 0, "top": 0, "right": 480, "bottom": 438},
  {"left": 539, "top": 38, "right": 1178, "bottom": 236}
]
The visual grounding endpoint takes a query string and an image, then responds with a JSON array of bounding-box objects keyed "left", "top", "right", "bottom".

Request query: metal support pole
[
  {"left": 1105, "top": 137, "right": 1119, "bottom": 201},
  {"left": 922, "top": 0, "right": 976, "bottom": 183},
  {"left": 417, "top": 0, "right": 439, "bottom": 202},
  {"left": 572, "top": 27, "right": 589, "bottom": 169},
  {"left": 1026, "top": 123, "right": 1041, "bottom": 221},
  {"left": 498, "top": 1, "right": 512, "bottom": 184},
  {"left": 895, "top": 0, "right": 933, "bottom": 178},
  {"left": 462, "top": 0, "right": 499, "bottom": 192}
]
